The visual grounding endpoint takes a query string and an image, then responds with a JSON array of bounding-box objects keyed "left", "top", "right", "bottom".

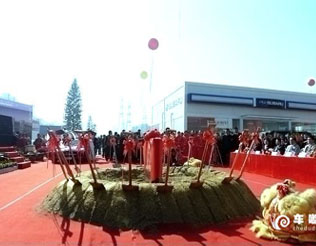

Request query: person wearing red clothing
[
  {"left": 182, "top": 131, "right": 190, "bottom": 159},
  {"left": 192, "top": 133, "right": 200, "bottom": 158},
  {"left": 175, "top": 131, "right": 181, "bottom": 147},
  {"left": 196, "top": 131, "right": 204, "bottom": 160}
]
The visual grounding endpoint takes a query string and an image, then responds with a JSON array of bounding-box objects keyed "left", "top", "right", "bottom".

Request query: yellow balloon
[{"left": 140, "top": 71, "right": 148, "bottom": 79}]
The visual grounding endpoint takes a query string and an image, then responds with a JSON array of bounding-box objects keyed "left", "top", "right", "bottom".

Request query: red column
[{"left": 149, "top": 137, "right": 163, "bottom": 182}]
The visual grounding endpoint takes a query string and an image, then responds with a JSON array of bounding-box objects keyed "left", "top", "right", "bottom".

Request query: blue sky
[
  {"left": 0, "top": 0, "right": 315, "bottom": 133},
  {"left": 173, "top": 0, "right": 316, "bottom": 90}
]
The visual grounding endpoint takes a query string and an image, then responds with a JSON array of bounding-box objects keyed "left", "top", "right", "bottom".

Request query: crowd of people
[
  {"left": 91, "top": 128, "right": 316, "bottom": 165},
  {"left": 253, "top": 131, "right": 316, "bottom": 157},
  {"left": 93, "top": 129, "right": 143, "bottom": 163},
  {"left": 14, "top": 133, "right": 47, "bottom": 153},
  {"left": 13, "top": 127, "right": 316, "bottom": 166},
  {"left": 91, "top": 127, "right": 241, "bottom": 166}
]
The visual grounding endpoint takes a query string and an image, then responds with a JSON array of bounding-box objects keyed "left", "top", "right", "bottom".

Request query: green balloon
[{"left": 140, "top": 71, "right": 148, "bottom": 79}]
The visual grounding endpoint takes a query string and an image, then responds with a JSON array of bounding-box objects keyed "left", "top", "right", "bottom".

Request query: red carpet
[{"left": 0, "top": 161, "right": 315, "bottom": 245}]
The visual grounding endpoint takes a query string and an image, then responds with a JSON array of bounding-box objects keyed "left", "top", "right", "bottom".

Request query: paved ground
[{"left": 0, "top": 161, "right": 314, "bottom": 246}]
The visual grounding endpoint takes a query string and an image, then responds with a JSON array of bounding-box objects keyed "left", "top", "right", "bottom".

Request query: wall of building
[
  {"left": 153, "top": 81, "right": 316, "bottom": 133},
  {"left": 0, "top": 98, "right": 33, "bottom": 136},
  {"left": 164, "top": 86, "right": 185, "bottom": 131},
  {"left": 152, "top": 99, "right": 165, "bottom": 131},
  {"left": 32, "top": 119, "right": 40, "bottom": 141},
  {"left": 39, "top": 125, "right": 62, "bottom": 136},
  {"left": 185, "top": 82, "right": 316, "bottom": 132},
  {"left": 152, "top": 86, "right": 185, "bottom": 131}
]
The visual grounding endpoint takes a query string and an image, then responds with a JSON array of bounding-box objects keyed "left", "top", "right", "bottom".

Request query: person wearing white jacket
[{"left": 284, "top": 137, "right": 300, "bottom": 156}]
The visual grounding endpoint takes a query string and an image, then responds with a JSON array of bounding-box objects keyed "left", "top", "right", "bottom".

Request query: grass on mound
[{"left": 41, "top": 166, "right": 260, "bottom": 230}]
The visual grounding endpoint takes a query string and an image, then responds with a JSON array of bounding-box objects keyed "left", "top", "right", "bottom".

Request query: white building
[
  {"left": 0, "top": 97, "right": 33, "bottom": 136},
  {"left": 32, "top": 119, "right": 40, "bottom": 141},
  {"left": 152, "top": 82, "right": 316, "bottom": 133}
]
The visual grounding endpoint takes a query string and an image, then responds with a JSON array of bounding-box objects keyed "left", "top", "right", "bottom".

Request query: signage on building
[
  {"left": 256, "top": 98, "right": 285, "bottom": 109},
  {"left": 188, "top": 93, "right": 253, "bottom": 106},
  {"left": 287, "top": 101, "right": 316, "bottom": 111},
  {"left": 0, "top": 98, "right": 32, "bottom": 112},
  {"left": 165, "top": 97, "right": 183, "bottom": 111},
  {"left": 215, "top": 118, "right": 231, "bottom": 129}
]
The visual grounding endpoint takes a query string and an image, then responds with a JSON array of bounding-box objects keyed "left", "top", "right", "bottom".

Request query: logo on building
[
  {"left": 256, "top": 98, "right": 285, "bottom": 109},
  {"left": 165, "top": 97, "right": 183, "bottom": 111}
]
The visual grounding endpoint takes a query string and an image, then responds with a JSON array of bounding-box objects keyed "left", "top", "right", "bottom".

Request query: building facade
[
  {"left": 152, "top": 82, "right": 316, "bottom": 133},
  {"left": 0, "top": 98, "right": 33, "bottom": 137},
  {"left": 39, "top": 125, "right": 63, "bottom": 136},
  {"left": 32, "top": 119, "right": 40, "bottom": 141}
]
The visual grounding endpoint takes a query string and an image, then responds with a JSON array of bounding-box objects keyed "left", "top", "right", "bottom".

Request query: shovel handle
[
  {"left": 201, "top": 142, "right": 209, "bottom": 164},
  {"left": 55, "top": 144, "right": 76, "bottom": 180},
  {"left": 237, "top": 140, "right": 255, "bottom": 180},
  {"left": 228, "top": 144, "right": 243, "bottom": 177},
  {"left": 55, "top": 149, "right": 68, "bottom": 179},
  {"left": 165, "top": 150, "right": 171, "bottom": 185},
  {"left": 84, "top": 149, "right": 98, "bottom": 184},
  {"left": 187, "top": 144, "right": 192, "bottom": 163},
  {"left": 128, "top": 151, "right": 132, "bottom": 186},
  {"left": 197, "top": 143, "right": 209, "bottom": 182},
  {"left": 208, "top": 144, "right": 215, "bottom": 167},
  {"left": 68, "top": 143, "right": 77, "bottom": 165}
]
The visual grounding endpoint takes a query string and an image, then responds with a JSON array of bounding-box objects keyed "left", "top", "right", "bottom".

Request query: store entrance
[{"left": 243, "top": 119, "right": 289, "bottom": 132}]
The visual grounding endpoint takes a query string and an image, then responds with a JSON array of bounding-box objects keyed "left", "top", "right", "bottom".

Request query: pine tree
[
  {"left": 64, "top": 79, "right": 82, "bottom": 131},
  {"left": 87, "top": 115, "right": 96, "bottom": 131}
]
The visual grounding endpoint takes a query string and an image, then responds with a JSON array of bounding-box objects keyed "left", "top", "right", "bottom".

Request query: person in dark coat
[
  {"left": 232, "top": 127, "right": 241, "bottom": 151},
  {"left": 105, "top": 130, "right": 113, "bottom": 161},
  {"left": 273, "top": 138, "right": 286, "bottom": 155},
  {"left": 220, "top": 129, "right": 233, "bottom": 166}
]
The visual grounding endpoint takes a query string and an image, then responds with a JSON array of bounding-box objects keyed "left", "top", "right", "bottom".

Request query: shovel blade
[
  {"left": 72, "top": 178, "right": 82, "bottom": 186},
  {"left": 221, "top": 176, "right": 234, "bottom": 184},
  {"left": 189, "top": 181, "right": 204, "bottom": 189},
  {"left": 235, "top": 176, "right": 242, "bottom": 181},
  {"left": 156, "top": 185, "right": 174, "bottom": 193},
  {"left": 90, "top": 182, "right": 105, "bottom": 190},
  {"left": 122, "top": 184, "right": 139, "bottom": 192}
]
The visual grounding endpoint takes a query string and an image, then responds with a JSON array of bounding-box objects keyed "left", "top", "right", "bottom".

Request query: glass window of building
[
  {"left": 187, "top": 117, "right": 215, "bottom": 131},
  {"left": 292, "top": 122, "right": 316, "bottom": 134},
  {"left": 243, "top": 119, "right": 289, "bottom": 132},
  {"left": 232, "top": 119, "right": 240, "bottom": 130}
]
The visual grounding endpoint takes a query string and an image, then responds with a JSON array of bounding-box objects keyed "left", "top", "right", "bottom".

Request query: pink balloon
[
  {"left": 148, "top": 38, "right": 159, "bottom": 50},
  {"left": 308, "top": 78, "right": 315, "bottom": 86}
]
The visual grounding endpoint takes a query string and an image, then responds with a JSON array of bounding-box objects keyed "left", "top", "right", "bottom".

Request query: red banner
[{"left": 230, "top": 152, "right": 316, "bottom": 185}]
